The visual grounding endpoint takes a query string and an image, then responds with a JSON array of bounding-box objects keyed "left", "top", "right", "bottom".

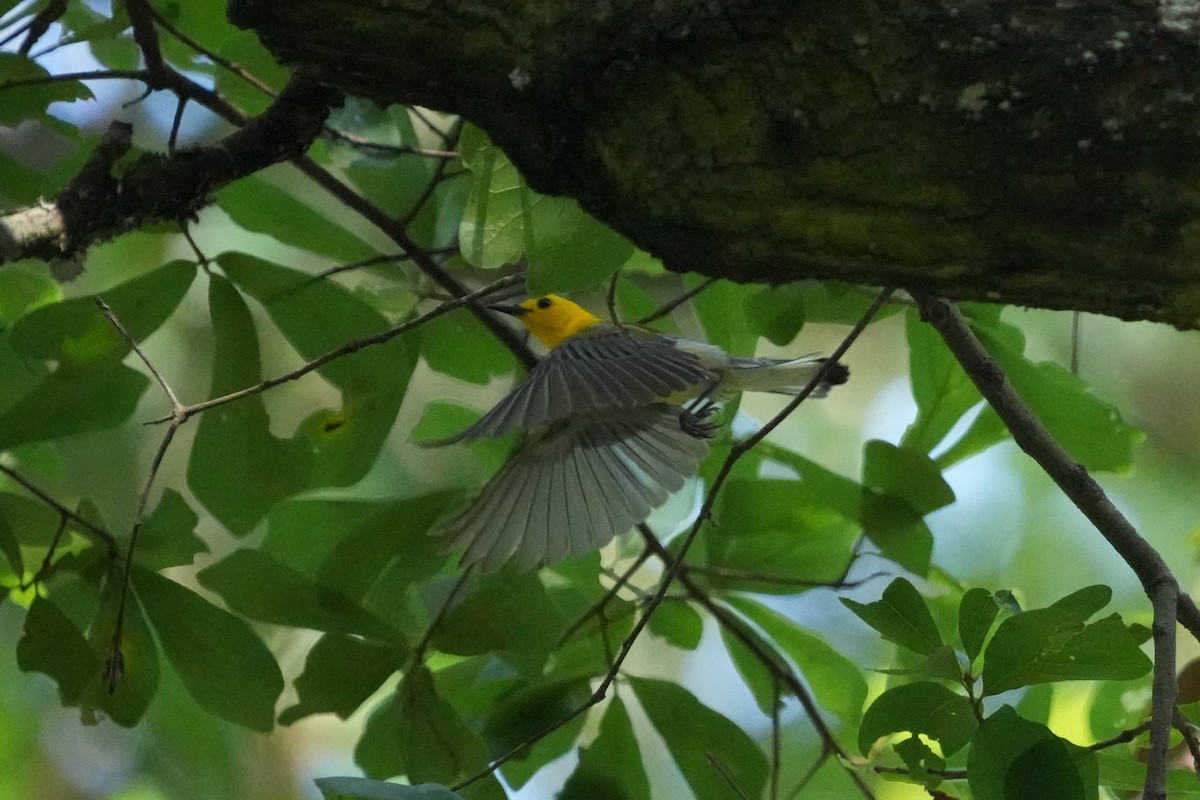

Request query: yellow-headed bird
[{"left": 430, "top": 294, "right": 847, "bottom": 571}]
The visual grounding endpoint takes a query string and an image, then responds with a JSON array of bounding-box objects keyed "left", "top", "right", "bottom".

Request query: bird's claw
[{"left": 680, "top": 402, "right": 720, "bottom": 439}]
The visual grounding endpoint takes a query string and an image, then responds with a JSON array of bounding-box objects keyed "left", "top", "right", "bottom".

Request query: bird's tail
[{"left": 722, "top": 355, "right": 849, "bottom": 398}]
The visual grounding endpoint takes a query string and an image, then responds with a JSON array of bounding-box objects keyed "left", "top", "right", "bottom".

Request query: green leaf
[
  {"left": 861, "top": 440, "right": 955, "bottom": 515},
  {"left": 858, "top": 681, "right": 978, "bottom": 757},
  {"left": 841, "top": 577, "right": 944, "bottom": 656},
  {"left": 279, "top": 633, "right": 400, "bottom": 724},
  {"left": 307, "top": 493, "right": 460, "bottom": 603},
  {"left": 149, "top": 0, "right": 239, "bottom": 68},
  {"left": 316, "top": 778, "right": 463, "bottom": 800},
  {"left": 216, "top": 175, "right": 376, "bottom": 262},
  {"left": 0, "top": 511, "right": 22, "bottom": 576},
  {"left": 858, "top": 490, "right": 934, "bottom": 575},
  {"left": 901, "top": 306, "right": 985, "bottom": 454},
  {"left": 709, "top": 479, "right": 860, "bottom": 591},
  {"left": 220, "top": 253, "right": 417, "bottom": 484},
  {"left": 754, "top": 442, "right": 932, "bottom": 574},
  {"left": 0, "top": 268, "right": 59, "bottom": 326},
  {"left": 742, "top": 284, "right": 807, "bottom": 346},
  {"left": 1088, "top": 677, "right": 1152, "bottom": 743},
  {"left": 968, "top": 706, "right": 1097, "bottom": 800},
  {"left": 197, "top": 549, "right": 401, "bottom": 642},
  {"left": 959, "top": 588, "right": 1001, "bottom": 664},
  {"left": 65, "top": 3, "right": 138, "bottom": 71},
  {"left": 135, "top": 490, "right": 206, "bottom": 570},
  {"left": 80, "top": 587, "right": 160, "bottom": 728},
  {"left": 482, "top": 676, "right": 592, "bottom": 761},
  {"left": 434, "top": 571, "right": 567, "bottom": 673},
  {"left": 727, "top": 596, "right": 867, "bottom": 729},
  {"left": 333, "top": 104, "right": 446, "bottom": 240},
  {"left": 969, "top": 311, "right": 1142, "bottom": 472},
  {"left": 0, "top": 54, "right": 93, "bottom": 124},
  {"left": 878, "top": 645, "right": 965, "bottom": 683},
  {"left": 691, "top": 278, "right": 758, "bottom": 356},
  {"left": 894, "top": 735, "right": 946, "bottom": 791},
  {"left": 933, "top": 405, "right": 1009, "bottom": 469},
  {"left": 560, "top": 698, "right": 651, "bottom": 800},
  {"left": 135, "top": 567, "right": 283, "bottom": 731},
  {"left": 981, "top": 606, "right": 1151, "bottom": 696},
  {"left": 631, "top": 677, "right": 768, "bottom": 800},
  {"left": 220, "top": 253, "right": 418, "bottom": 487},
  {"left": 215, "top": 31, "right": 289, "bottom": 116},
  {"left": 9, "top": 260, "right": 196, "bottom": 363},
  {"left": 458, "top": 126, "right": 633, "bottom": 293},
  {"left": 1048, "top": 584, "right": 1113, "bottom": 622},
  {"left": 648, "top": 601, "right": 704, "bottom": 650},
  {"left": 356, "top": 667, "right": 488, "bottom": 783},
  {"left": 721, "top": 623, "right": 781, "bottom": 716},
  {"left": 17, "top": 595, "right": 98, "bottom": 705},
  {"left": 0, "top": 360, "right": 149, "bottom": 450},
  {"left": 1096, "top": 753, "right": 1200, "bottom": 796},
  {"left": 419, "top": 310, "right": 517, "bottom": 385},
  {"left": 187, "top": 275, "right": 313, "bottom": 534}
]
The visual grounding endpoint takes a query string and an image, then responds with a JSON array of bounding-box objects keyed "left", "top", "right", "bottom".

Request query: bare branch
[
  {"left": 0, "top": 76, "right": 342, "bottom": 266},
  {"left": 911, "top": 293, "right": 1187, "bottom": 799}
]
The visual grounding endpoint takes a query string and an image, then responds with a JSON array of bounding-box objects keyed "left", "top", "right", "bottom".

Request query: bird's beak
[{"left": 489, "top": 303, "right": 529, "bottom": 317}]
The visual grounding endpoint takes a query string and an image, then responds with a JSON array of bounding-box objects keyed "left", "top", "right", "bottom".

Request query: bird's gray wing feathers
[
  {"left": 437, "top": 404, "right": 709, "bottom": 571},
  {"left": 426, "top": 330, "right": 717, "bottom": 444}
]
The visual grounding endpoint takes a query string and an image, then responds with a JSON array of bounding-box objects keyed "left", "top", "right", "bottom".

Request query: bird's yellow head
[{"left": 493, "top": 294, "right": 602, "bottom": 349}]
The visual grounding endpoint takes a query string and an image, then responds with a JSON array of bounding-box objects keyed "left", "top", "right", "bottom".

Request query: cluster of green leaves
[
  {"left": 0, "top": 3, "right": 1169, "bottom": 798},
  {"left": 847, "top": 578, "right": 1158, "bottom": 799}
]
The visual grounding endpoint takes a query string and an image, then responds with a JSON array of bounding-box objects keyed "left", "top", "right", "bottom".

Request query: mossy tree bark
[{"left": 231, "top": 0, "right": 1200, "bottom": 328}]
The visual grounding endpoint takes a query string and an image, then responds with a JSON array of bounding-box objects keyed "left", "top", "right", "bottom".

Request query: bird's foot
[{"left": 680, "top": 402, "right": 720, "bottom": 439}]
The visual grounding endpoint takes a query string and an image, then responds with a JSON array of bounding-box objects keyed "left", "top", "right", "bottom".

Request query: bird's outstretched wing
[
  {"left": 428, "top": 328, "right": 717, "bottom": 444},
  {"left": 437, "top": 404, "right": 709, "bottom": 571}
]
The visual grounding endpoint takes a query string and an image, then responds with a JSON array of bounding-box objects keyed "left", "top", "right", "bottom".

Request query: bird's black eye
[{"left": 536, "top": 297, "right": 553, "bottom": 309}]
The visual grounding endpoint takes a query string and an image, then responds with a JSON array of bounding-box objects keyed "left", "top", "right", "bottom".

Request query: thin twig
[
  {"left": 558, "top": 549, "right": 652, "bottom": 645},
  {"left": 1173, "top": 707, "right": 1200, "bottom": 779},
  {"left": 708, "top": 754, "right": 752, "bottom": 800},
  {"left": 640, "top": 529, "right": 876, "bottom": 800},
  {"left": 305, "top": 253, "right": 416, "bottom": 285},
  {"left": 771, "top": 676, "right": 783, "bottom": 800},
  {"left": 0, "top": 68, "right": 150, "bottom": 90},
  {"left": 911, "top": 294, "right": 1187, "bottom": 800},
  {"left": 96, "top": 298, "right": 183, "bottom": 411},
  {"left": 147, "top": 273, "right": 528, "bottom": 425},
  {"left": 635, "top": 277, "right": 718, "bottom": 325},
  {"left": 397, "top": 118, "right": 466, "bottom": 230},
  {"left": 409, "top": 568, "right": 474, "bottom": 668},
  {"left": 606, "top": 269, "right": 623, "bottom": 329},
  {"left": 0, "top": 464, "right": 116, "bottom": 555},
  {"left": 144, "top": 1, "right": 278, "bottom": 99},
  {"left": 683, "top": 564, "right": 888, "bottom": 591},
  {"left": 18, "top": 514, "right": 69, "bottom": 590},
  {"left": 1087, "top": 720, "right": 1152, "bottom": 752},
  {"left": 96, "top": 299, "right": 189, "bottom": 693},
  {"left": 107, "top": 422, "right": 179, "bottom": 693},
  {"left": 873, "top": 765, "right": 966, "bottom": 781},
  {"left": 323, "top": 127, "right": 457, "bottom": 159}
]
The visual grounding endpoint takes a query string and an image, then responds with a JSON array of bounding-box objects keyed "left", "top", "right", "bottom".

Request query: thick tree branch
[
  {"left": 230, "top": 0, "right": 1200, "bottom": 329},
  {"left": 0, "top": 75, "right": 342, "bottom": 265},
  {"left": 912, "top": 293, "right": 1187, "bottom": 799}
]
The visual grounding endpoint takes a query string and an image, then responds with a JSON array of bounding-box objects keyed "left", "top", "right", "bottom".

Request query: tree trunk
[{"left": 231, "top": 0, "right": 1200, "bottom": 329}]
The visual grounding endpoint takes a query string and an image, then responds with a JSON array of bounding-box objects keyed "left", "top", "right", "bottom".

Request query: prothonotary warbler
[{"left": 429, "top": 294, "right": 848, "bottom": 572}]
